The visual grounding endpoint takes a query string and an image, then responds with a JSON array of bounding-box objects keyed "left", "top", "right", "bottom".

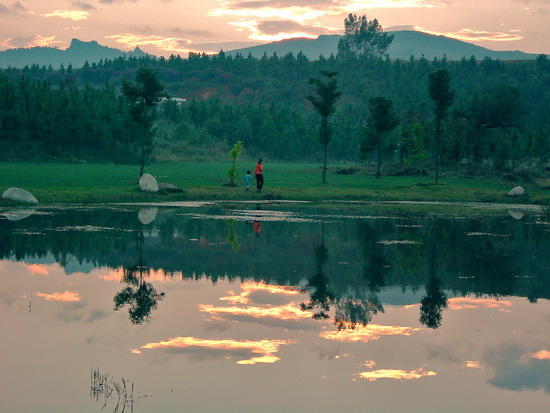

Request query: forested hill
[
  {"left": 0, "top": 30, "right": 538, "bottom": 70},
  {"left": 0, "top": 38, "right": 148, "bottom": 69},
  {"left": 228, "top": 31, "right": 538, "bottom": 61}
]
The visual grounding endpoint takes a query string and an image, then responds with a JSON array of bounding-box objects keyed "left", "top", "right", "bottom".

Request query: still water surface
[{"left": 1, "top": 202, "right": 549, "bottom": 412}]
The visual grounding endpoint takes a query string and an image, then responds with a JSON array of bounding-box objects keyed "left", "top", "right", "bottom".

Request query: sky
[{"left": 0, "top": 0, "right": 549, "bottom": 55}]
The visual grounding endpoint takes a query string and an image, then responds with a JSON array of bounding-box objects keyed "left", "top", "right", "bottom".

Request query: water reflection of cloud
[
  {"left": 100, "top": 268, "right": 178, "bottom": 283},
  {"left": 131, "top": 337, "right": 294, "bottom": 365},
  {"left": 358, "top": 367, "right": 436, "bottom": 381},
  {"left": 321, "top": 324, "right": 421, "bottom": 343},
  {"left": 25, "top": 264, "right": 50, "bottom": 275},
  {"left": 34, "top": 291, "right": 80, "bottom": 302},
  {"left": 484, "top": 344, "right": 550, "bottom": 393},
  {"left": 201, "top": 282, "right": 313, "bottom": 329},
  {"left": 530, "top": 350, "right": 550, "bottom": 360},
  {"left": 201, "top": 304, "right": 310, "bottom": 321},
  {"left": 464, "top": 360, "right": 482, "bottom": 369},
  {"left": 220, "top": 282, "right": 301, "bottom": 305},
  {"left": 448, "top": 297, "right": 512, "bottom": 311}
]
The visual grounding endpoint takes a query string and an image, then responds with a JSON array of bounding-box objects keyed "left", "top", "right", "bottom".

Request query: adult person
[{"left": 254, "top": 158, "right": 264, "bottom": 192}]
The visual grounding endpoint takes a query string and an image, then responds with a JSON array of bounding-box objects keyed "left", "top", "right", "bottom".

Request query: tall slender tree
[
  {"left": 428, "top": 69, "right": 454, "bottom": 184},
  {"left": 364, "top": 95, "right": 399, "bottom": 178},
  {"left": 121, "top": 66, "right": 167, "bottom": 177},
  {"left": 307, "top": 70, "right": 341, "bottom": 184}
]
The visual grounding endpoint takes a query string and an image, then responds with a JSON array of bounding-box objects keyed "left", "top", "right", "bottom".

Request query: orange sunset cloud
[
  {"left": 34, "top": 291, "right": 80, "bottom": 302},
  {"left": 131, "top": 336, "right": 294, "bottom": 364}
]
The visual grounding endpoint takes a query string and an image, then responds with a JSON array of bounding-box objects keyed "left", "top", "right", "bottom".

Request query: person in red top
[{"left": 254, "top": 158, "right": 264, "bottom": 192}]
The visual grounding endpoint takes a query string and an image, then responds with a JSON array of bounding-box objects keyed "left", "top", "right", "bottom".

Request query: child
[{"left": 244, "top": 170, "right": 252, "bottom": 191}]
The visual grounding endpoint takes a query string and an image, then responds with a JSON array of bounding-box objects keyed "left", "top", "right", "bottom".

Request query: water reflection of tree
[
  {"left": 301, "top": 223, "right": 384, "bottom": 329},
  {"left": 113, "top": 230, "right": 164, "bottom": 324},
  {"left": 419, "top": 275, "right": 447, "bottom": 329},
  {"left": 358, "top": 220, "right": 390, "bottom": 292},
  {"left": 300, "top": 233, "right": 333, "bottom": 320},
  {"left": 419, "top": 217, "right": 447, "bottom": 329},
  {"left": 333, "top": 294, "right": 384, "bottom": 330},
  {"left": 225, "top": 220, "right": 239, "bottom": 252}
]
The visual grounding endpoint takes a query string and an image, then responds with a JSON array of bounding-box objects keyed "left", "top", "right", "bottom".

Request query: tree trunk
[
  {"left": 376, "top": 146, "right": 382, "bottom": 179},
  {"left": 322, "top": 143, "right": 327, "bottom": 184},
  {"left": 435, "top": 118, "right": 440, "bottom": 184},
  {"left": 139, "top": 146, "right": 145, "bottom": 178}
]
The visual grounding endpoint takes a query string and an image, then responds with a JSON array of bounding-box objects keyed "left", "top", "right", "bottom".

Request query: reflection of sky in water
[
  {"left": 2, "top": 260, "right": 550, "bottom": 412},
  {"left": 1, "top": 205, "right": 550, "bottom": 412}
]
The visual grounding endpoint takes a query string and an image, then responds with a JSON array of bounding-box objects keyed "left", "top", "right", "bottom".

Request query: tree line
[{"left": 1, "top": 16, "right": 549, "bottom": 178}]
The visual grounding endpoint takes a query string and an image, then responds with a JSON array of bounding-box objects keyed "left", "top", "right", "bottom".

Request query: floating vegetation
[
  {"left": 90, "top": 367, "right": 135, "bottom": 413},
  {"left": 12, "top": 230, "right": 45, "bottom": 235},
  {"left": 47, "top": 225, "right": 136, "bottom": 232},
  {"left": 377, "top": 240, "right": 421, "bottom": 245},
  {"left": 465, "top": 232, "right": 511, "bottom": 237}
]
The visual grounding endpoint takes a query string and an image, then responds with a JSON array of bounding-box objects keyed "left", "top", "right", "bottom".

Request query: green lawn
[{"left": 0, "top": 161, "right": 548, "bottom": 205}]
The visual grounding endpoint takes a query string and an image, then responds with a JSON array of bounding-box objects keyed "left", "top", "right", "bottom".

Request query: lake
[{"left": 1, "top": 201, "right": 549, "bottom": 412}]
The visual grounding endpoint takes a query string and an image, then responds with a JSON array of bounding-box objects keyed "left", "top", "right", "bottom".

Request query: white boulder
[
  {"left": 2, "top": 187, "right": 38, "bottom": 204},
  {"left": 507, "top": 186, "right": 525, "bottom": 197},
  {"left": 139, "top": 173, "right": 159, "bottom": 192}
]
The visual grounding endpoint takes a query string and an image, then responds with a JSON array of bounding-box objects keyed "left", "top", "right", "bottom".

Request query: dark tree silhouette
[
  {"left": 114, "top": 268, "right": 165, "bottom": 324},
  {"left": 337, "top": 14, "right": 394, "bottom": 59},
  {"left": 419, "top": 275, "right": 448, "bottom": 329},
  {"left": 333, "top": 295, "right": 384, "bottom": 330},
  {"left": 307, "top": 70, "right": 341, "bottom": 184},
  {"left": 113, "top": 230, "right": 164, "bottom": 324},
  {"left": 363, "top": 95, "right": 399, "bottom": 178},
  {"left": 428, "top": 69, "right": 454, "bottom": 184},
  {"left": 121, "top": 66, "right": 167, "bottom": 177},
  {"left": 301, "top": 227, "right": 334, "bottom": 319}
]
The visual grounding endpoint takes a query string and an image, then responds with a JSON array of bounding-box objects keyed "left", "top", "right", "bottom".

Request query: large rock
[
  {"left": 139, "top": 173, "right": 159, "bottom": 192},
  {"left": 507, "top": 186, "right": 525, "bottom": 197},
  {"left": 2, "top": 187, "right": 38, "bottom": 204}
]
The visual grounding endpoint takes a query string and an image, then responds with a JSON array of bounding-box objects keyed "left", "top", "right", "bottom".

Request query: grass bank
[{"left": 0, "top": 161, "right": 548, "bottom": 205}]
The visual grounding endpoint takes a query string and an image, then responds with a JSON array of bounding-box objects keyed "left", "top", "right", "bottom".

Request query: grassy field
[{"left": 0, "top": 161, "right": 549, "bottom": 205}]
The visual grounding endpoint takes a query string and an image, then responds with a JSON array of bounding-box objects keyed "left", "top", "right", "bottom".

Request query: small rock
[
  {"left": 2, "top": 187, "right": 39, "bottom": 204},
  {"left": 139, "top": 174, "right": 159, "bottom": 192},
  {"left": 158, "top": 182, "right": 183, "bottom": 193},
  {"left": 507, "top": 186, "right": 525, "bottom": 197}
]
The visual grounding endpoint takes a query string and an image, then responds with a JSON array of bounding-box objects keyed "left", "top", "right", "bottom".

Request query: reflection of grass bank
[{"left": 1, "top": 161, "right": 549, "bottom": 205}]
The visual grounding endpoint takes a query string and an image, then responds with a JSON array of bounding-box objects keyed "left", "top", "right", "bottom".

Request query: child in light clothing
[{"left": 244, "top": 170, "right": 252, "bottom": 191}]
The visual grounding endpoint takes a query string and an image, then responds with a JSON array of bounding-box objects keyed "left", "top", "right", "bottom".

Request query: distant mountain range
[
  {"left": 228, "top": 30, "right": 539, "bottom": 61},
  {"left": 0, "top": 38, "right": 148, "bottom": 69},
  {"left": 0, "top": 30, "right": 539, "bottom": 69}
]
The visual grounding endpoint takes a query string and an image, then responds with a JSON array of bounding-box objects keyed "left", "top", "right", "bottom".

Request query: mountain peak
[{"left": 132, "top": 46, "right": 147, "bottom": 56}]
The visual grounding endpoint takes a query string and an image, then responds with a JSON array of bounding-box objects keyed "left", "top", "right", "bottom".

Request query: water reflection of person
[
  {"left": 253, "top": 220, "right": 261, "bottom": 236},
  {"left": 252, "top": 204, "right": 262, "bottom": 236}
]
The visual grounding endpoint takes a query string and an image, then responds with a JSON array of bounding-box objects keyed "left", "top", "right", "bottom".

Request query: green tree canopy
[
  {"left": 337, "top": 14, "right": 394, "bottom": 59},
  {"left": 364, "top": 95, "right": 399, "bottom": 178},
  {"left": 307, "top": 70, "right": 341, "bottom": 183},
  {"left": 121, "top": 66, "right": 167, "bottom": 177}
]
